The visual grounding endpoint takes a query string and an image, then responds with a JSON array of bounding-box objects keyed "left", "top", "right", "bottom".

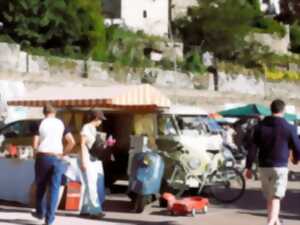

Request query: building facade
[
  {"left": 102, "top": 0, "right": 169, "bottom": 37},
  {"left": 259, "top": 0, "right": 281, "bottom": 15},
  {"left": 170, "top": 0, "right": 198, "bottom": 19}
]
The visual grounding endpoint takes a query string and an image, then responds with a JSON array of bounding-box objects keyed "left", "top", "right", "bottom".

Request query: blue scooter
[{"left": 128, "top": 144, "right": 165, "bottom": 213}]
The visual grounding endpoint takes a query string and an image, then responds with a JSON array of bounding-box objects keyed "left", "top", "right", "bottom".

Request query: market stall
[
  {"left": 219, "top": 103, "right": 297, "bottom": 122},
  {"left": 0, "top": 158, "right": 34, "bottom": 204},
  {"left": 2, "top": 84, "right": 171, "bottom": 206}
]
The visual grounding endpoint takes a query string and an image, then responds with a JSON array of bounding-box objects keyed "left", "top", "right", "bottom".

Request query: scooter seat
[{"left": 207, "top": 149, "right": 219, "bottom": 155}]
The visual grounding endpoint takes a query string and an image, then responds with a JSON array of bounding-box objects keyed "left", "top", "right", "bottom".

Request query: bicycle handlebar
[{"left": 156, "top": 144, "right": 189, "bottom": 160}]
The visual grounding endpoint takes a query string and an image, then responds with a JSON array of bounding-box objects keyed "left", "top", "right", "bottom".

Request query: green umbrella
[{"left": 219, "top": 104, "right": 297, "bottom": 122}]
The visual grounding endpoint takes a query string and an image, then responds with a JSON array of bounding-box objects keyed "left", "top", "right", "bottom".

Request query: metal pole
[{"left": 168, "top": 16, "right": 177, "bottom": 104}]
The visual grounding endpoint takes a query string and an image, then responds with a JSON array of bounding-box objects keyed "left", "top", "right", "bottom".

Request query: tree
[
  {"left": 175, "top": 0, "right": 259, "bottom": 60},
  {"left": 290, "top": 23, "right": 300, "bottom": 53},
  {"left": 0, "top": 0, "right": 106, "bottom": 59},
  {"left": 247, "top": 0, "right": 261, "bottom": 11},
  {"left": 278, "top": 0, "right": 300, "bottom": 24}
]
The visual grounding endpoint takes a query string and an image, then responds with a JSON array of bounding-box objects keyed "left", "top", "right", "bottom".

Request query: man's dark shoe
[
  {"left": 89, "top": 212, "right": 106, "bottom": 219},
  {"left": 31, "top": 212, "right": 44, "bottom": 224}
]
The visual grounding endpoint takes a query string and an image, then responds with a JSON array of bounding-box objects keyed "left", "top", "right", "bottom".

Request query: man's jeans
[{"left": 35, "top": 155, "right": 66, "bottom": 225}]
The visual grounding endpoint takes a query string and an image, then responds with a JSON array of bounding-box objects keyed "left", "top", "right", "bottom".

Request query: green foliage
[
  {"left": 290, "top": 23, "right": 300, "bottom": 53},
  {"left": 252, "top": 17, "right": 286, "bottom": 37},
  {"left": 247, "top": 0, "right": 261, "bottom": 11},
  {"left": 175, "top": 0, "right": 259, "bottom": 60},
  {"left": 47, "top": 56, "right": 77, "bottom": 70},
  {"left": 159, "top": 58, "right": 174, "bottom": 71},
  {"left": 259, "top": 53, "right": 300, "bottom": 69},
  {"left": 218, "top": 61, "right": 262, "bottom": 77},
  {"left": 0, "top": 0, "right": 106, "bottom": 59},
  {"left": 101, "top": 26, "right": 163, "bottom": 69},
  {"left": 0, "top": 34, "right": 15, "bottom": 43},
  {"left": 234, "top": 41, "right": 271, "bottom": 68},
  {"left": 182, "top": 50, "right": 206, "bottom": 74}
]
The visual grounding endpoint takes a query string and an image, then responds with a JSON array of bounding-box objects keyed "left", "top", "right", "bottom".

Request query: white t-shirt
[
  {"left": 81, "top": 123, "right": 97, "bottom": 149},
  {"left": 80, "top": 123, "right": 104, "bottom": 174},
  {"left": 37, "top": 117, "right": 65, "bottom": 154}
]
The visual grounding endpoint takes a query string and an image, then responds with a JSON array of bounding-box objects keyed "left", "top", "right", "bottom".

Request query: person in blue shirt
[{"left": 245, "top": 99, "right": 300, "bottom": 225}]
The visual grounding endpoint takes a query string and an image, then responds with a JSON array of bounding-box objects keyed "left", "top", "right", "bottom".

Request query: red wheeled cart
[{"left": 162, "top": 193, "right": 209, "bottom": 216}]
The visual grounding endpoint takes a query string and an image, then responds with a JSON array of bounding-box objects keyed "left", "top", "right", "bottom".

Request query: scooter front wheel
[{"left": 135, "top": 195, "right": 148, "bottom": 213}]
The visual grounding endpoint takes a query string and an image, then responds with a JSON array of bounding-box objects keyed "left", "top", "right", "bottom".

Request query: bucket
[{"left": 64, "top": 182, "right": 81, "bottom": 211}]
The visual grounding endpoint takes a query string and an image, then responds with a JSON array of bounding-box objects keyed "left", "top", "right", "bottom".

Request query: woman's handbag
[{"left": 89, "top": 134, "right": 107, "bottom": 160}]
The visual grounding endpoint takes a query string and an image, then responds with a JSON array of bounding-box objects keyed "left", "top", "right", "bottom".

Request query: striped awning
[{"left": 7, "top": 84, "right": 171, "bottom": 110}]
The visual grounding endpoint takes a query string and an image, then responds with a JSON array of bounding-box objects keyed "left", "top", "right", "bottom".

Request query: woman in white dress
[{"left": 80, "top": 110, "right": 106, "bottom": 218}]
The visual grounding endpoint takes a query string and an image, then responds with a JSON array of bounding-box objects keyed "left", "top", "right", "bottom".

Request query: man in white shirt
[{"left": 32, "top": 103, "right": 75, "bottom": 225}]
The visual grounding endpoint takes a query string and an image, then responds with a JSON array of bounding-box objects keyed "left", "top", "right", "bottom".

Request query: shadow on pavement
[
  {"left": 225, "top": 189, "right": 265, "bottom": 210},
  {"left": 99, "top": 218, "right": 179, "bottom": 225},
  {"left": 238, "top": 211, "right": 300, "bottom": 221},
  {"left": 0, "top": 206, "right": 32, "bottom": 214},
  {"left": 150, "top": 210, "right": 174, "bottom": 217},
  {"left": 0, "top": 218, "right": 40, "bottom": 225},
  {"left": 232, "top": 188, "right": 300, "bottom": 221},
  {"left": 103, "top": 199, "right": 134, "bottom": 213}
]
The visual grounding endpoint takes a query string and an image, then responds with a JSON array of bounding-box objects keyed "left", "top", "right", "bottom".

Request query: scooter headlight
[{"left": 143, "top": 155, "right": 152, "bottom": 166}]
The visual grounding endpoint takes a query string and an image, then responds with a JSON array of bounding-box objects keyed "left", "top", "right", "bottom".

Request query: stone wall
[
  {"left": 247, "top": 26, "right": 290, "bottom": 55},
  {"left": 215, "top": 72, "right": 265, "bottom": 96},
  {"left": 1, "top": 42, "right": 300, "bottom": 106},
  {"left": 211, "top": 72, "right": 300, "bottom": 102},
  {"left": 0, "top": 42, "right": 194, "bottom": 88},
  {"left": 0, "top": 43, "right": 27, "bottom": 73}
]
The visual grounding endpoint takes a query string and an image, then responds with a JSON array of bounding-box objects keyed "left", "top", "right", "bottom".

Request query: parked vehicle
[
  {"left": 0, "top": 119, "right": 40, "bottom": 150},
  {"left": 128, "top": 137, "right": 165, "bottom": 213},
  {"left": 156, "top": 106, "right": 224, "bottom": 190}
]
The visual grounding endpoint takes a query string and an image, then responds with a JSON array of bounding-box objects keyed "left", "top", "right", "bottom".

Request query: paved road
[{"left": 0, "top": 179, "right": 299, "bottom": 225}]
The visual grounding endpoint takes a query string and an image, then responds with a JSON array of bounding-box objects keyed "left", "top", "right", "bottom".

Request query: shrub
[
  {"left": 182, "top": 51, "right": 206, "bottom": 74},
  {"left": 264, "top": 66, "right": 300, "bottom": 80},
  {"left": 290, "top": 23, "right": 300, "bottom": 53},
  {"left": 252, "top": 17, "right": 286, "bottom": 37},
  {"left": 0, "top": 34, "right": 15, "bottom": 43},
  {"left": 264, "top": 68, "right": 285, "bottom": 80},
  {"left": 103, "top": 26, "right": 156, "bottom": 69}
]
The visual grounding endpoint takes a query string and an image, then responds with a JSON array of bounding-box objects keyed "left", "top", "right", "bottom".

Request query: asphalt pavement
[{"left": 0, "top": 177, "right": 299, "bottom": 225}]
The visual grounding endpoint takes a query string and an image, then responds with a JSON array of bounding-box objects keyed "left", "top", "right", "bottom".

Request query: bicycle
[{"left": 159, "top": 145, "right": 246, "bottom": 204}]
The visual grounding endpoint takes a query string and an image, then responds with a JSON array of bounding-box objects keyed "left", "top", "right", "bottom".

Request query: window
[
  {"left": 0, "top": 120, "right": 40, "bottom": 138},
  {"left": 143, "top": 10, "right": 147, "bottom": 18},
  {"left": 158, "top": 116, "right": 177, "bottom": 136}
]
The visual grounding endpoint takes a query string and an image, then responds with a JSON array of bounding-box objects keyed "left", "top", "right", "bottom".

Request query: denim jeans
[
  {"left": 97, "top": 174, "right": 106, "bottom": 204},
  {"left": 35, "top": 155, "right": 66, "bottom": 225}
]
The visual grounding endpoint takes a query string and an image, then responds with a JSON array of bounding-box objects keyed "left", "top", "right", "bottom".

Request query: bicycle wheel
[{"left": 210, "top": 167, "right": 245, "bottom": 203}]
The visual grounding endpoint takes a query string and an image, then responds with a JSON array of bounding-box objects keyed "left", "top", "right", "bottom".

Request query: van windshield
[{"left": 176, "top": 116, "right": 222, "bottom": 135}]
